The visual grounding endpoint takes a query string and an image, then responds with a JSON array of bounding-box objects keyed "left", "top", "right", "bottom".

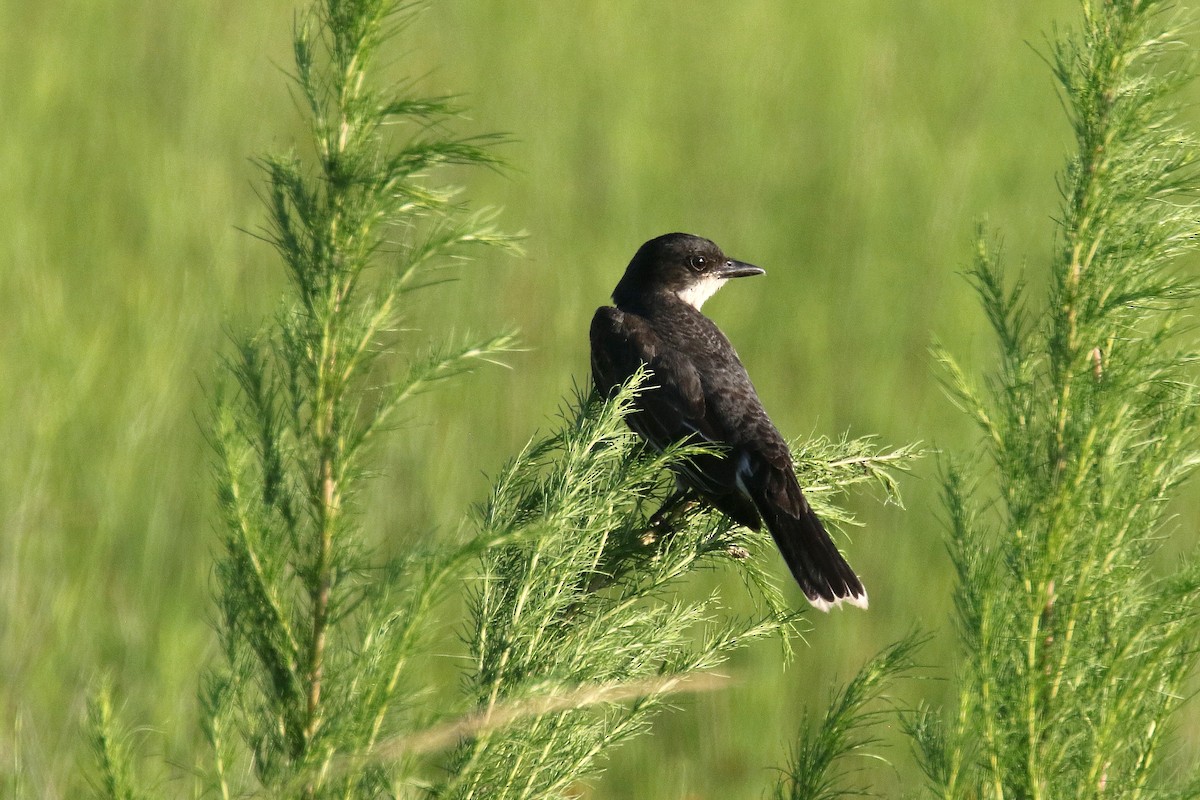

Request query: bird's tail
[{"left": 752, "top": 471, "right": 868, "bottom": 612}]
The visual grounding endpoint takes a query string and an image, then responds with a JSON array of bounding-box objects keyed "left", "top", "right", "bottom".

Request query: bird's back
[{"left": 597, "top": 295, "right": 794, "bottom": 469}]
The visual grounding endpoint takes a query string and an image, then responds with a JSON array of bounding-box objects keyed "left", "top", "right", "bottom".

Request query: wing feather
[{"left": 590, "top": 307, "right": 742, "bottom": 502}]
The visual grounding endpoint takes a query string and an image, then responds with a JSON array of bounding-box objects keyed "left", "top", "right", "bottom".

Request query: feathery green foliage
[
  {"left": 84, "top": 682, "right": 146, "bottom": 800},
  {"left": 920, "top": 1, "right": 1200, "bottom": 797},
  {"left": 775, "top": 634, "right": 923, "bottom": 800},
  {"left": 435, "top": 374, "right": 919, "bottom": 799},
  {"left": 201, "top": 0, "right": 518, "bottom": 796}
]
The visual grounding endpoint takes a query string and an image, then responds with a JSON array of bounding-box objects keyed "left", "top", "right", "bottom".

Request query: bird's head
[{"left": 612, "top": 232, "right": 765, "bottom": 311}]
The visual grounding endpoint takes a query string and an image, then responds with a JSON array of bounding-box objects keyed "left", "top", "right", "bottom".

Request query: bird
[{"left": 589, "top": 232, "right": 867, "bottom": 611}]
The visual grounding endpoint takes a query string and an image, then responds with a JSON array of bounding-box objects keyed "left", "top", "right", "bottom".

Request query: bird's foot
[
  {"left": 641, "top": 492, "right": 698, "bottom": 546},
  {"left": 725, "top": 544, "right": 750, "bottom": 560}
]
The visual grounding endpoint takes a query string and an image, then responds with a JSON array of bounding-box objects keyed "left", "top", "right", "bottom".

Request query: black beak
[{"left": 717, "top": 259, "right": 765, "bottom": 279}]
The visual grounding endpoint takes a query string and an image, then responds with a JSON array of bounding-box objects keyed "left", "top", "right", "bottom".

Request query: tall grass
[{"left": 4, "top": 0, "right": 1190, "bottom": 798}]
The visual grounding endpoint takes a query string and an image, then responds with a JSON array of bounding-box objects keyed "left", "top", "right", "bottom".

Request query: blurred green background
[{"left": 5, "top": 1, "right": 1198, "bottom": 797}]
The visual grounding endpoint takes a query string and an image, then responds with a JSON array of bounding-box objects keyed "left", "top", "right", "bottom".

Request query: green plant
[
  {"left": 913, "top": 1, "right": 1200, "bottom": 796},
  {"left": 768, "top": 3, "right": 1200, "bottom": 798},
  {"left": 85, "top": 682, "right": 145, "bottom": 800},
  {"left": 436, "top": 379, "right": 917, "bottom": 799},
  {"left": 84, "top": 1, "right": 919, "bottom": 797},
  {"left": 774, "top": 634, "right": 923, "bottom": 800},
  {"left": 198, "top": 0, "right": 520, "bottom": 795}
]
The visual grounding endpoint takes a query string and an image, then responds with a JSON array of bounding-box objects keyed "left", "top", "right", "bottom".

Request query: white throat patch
[{"left": 675, "top": 275, "right": 727, "bottom": 310}]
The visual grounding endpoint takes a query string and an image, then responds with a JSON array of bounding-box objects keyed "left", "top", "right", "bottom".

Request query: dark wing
[
  {"left": 590, "top": 307, "right": 753, "bottom": 516},
  {"left": 590, "top": 306, "right": 707, "bottom": 447}
]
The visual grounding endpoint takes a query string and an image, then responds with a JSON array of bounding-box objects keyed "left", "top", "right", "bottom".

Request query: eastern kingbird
[{"left": 590, "top": 232, "right": 867, "bottom": 611}]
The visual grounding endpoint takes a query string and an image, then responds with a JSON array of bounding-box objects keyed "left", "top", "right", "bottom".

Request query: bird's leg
[
  {"left": 571, "top": 488, "right": 699, "bottom": 608},
  {"left": 642, "top": 486, "right": 699, "bottom": 546}
]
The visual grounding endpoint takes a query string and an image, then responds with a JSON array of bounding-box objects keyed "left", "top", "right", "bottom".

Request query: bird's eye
[{"left": 687, "top": 255, "right": 707, "bottom": 272}]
